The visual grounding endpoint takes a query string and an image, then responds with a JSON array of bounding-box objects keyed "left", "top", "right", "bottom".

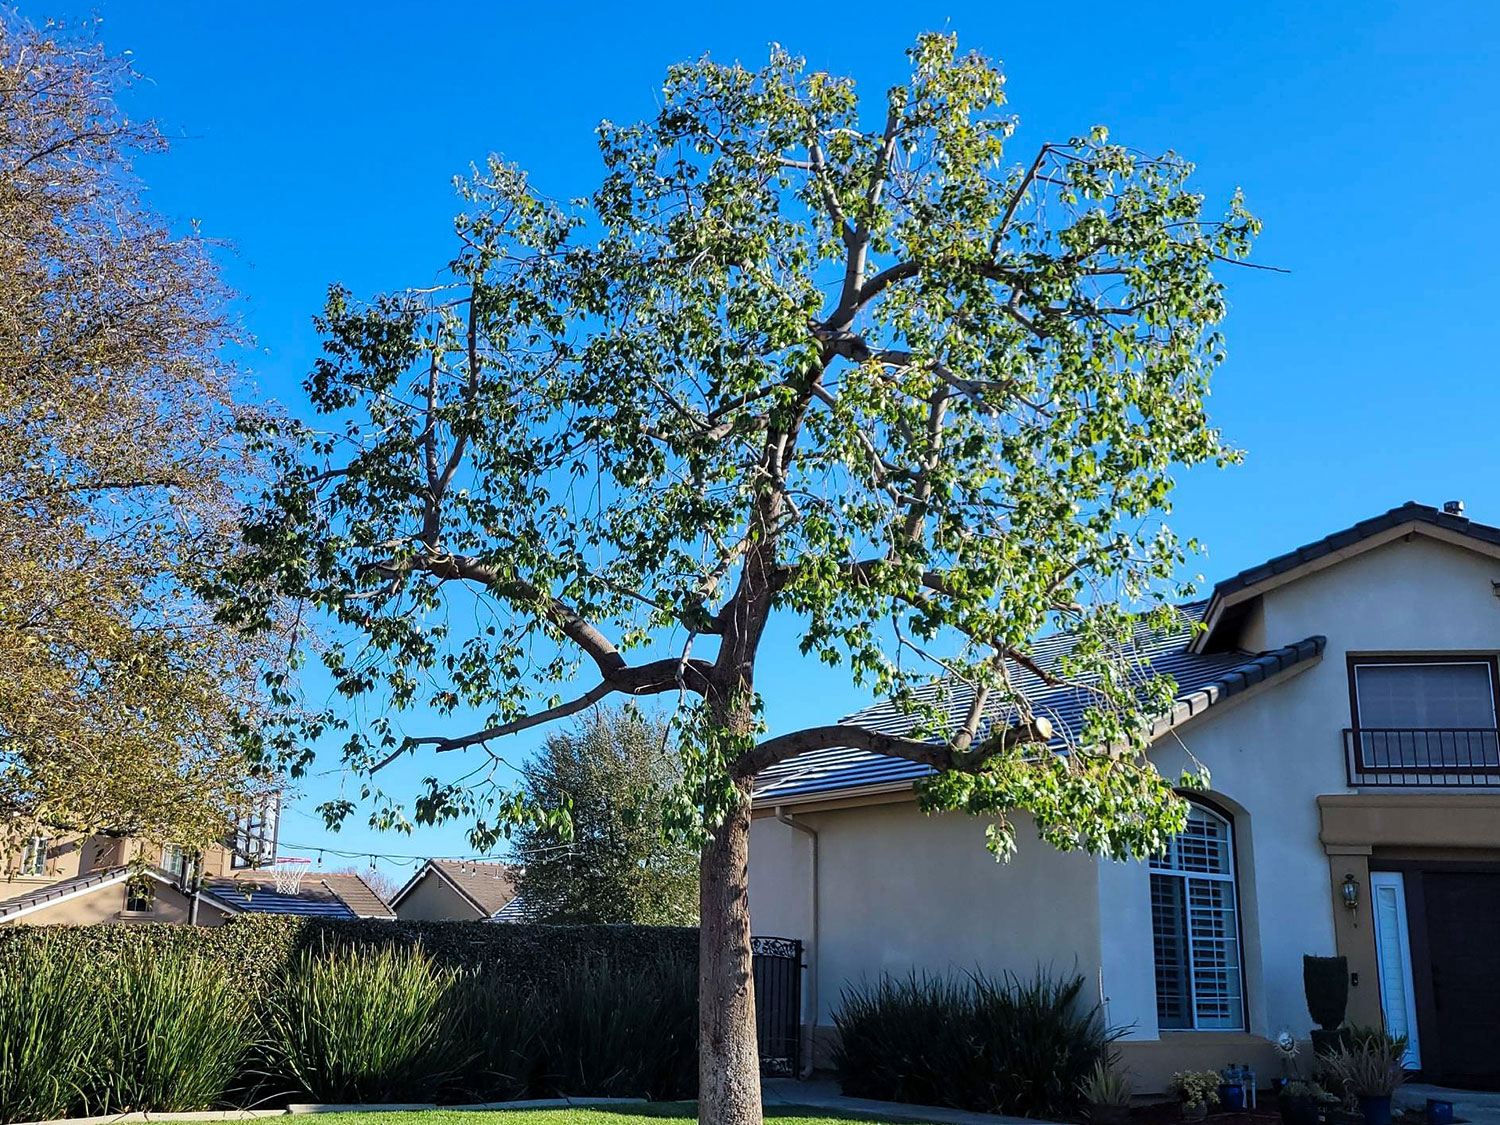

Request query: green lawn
[{"left": 316, "top": 1107, "right": 905, "bottom": 1125}]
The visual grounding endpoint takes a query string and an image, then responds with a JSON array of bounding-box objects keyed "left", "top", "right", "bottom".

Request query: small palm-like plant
[{"left": 1081, "top": 1059, "right": 1133, "bottom": 1106}]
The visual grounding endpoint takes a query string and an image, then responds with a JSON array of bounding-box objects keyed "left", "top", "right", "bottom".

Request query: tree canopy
[
  {"left": 0, "top": 16, "right": 274, "bottom": 854},
  {"left": 219, "top": 33, "right": 1257, "bottom": 1125},
  {"left": 515, "top": 706, "right": 698, "bottom": 925}
]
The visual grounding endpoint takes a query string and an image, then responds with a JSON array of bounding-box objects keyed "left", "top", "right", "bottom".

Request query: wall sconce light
[{"left": 1342, "top": 873, "right": 1360, "bottom": 926}]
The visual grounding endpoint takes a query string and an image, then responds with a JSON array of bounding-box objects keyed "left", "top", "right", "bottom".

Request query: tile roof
[
  {"left": 429, "top": 859, "right": 522, "bottom": 916},
  {"left": 206, "top": 870, "right": 394, "bottom": 919},
  {"left": 1209, "top": 501, "right": 1500, "bottom": 600},
  {"left": 490, "top": 892, "right": 537, "bottom": 922},
  {"left": 752, "top": 604, "right": 1325, "bottom": 805},
  {"left": 206, "top": 877, "right": 359, "bottom": 918}
]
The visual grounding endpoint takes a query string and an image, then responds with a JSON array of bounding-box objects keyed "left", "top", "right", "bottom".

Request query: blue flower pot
[
  {"left": 1428, "top": 1099, "right": 1455, "bottom": 1125},
  {"left": 1220, "top": 1084, "right": 1246, "bottom": 1112},
  {"left": 1359, "top": 1094, "right": 1393, "bottom": 1125}
]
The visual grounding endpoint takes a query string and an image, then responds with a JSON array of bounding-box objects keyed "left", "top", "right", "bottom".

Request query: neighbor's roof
[
  {"left": 390, "top": 858, "right": 521, "bottom": 917},
  {"left": 1192, "top": 500, "right": 1500, "bottom": 651},
  {"left": 752, "top": 603, "right": 1325, "bottom": 806},
  {"left": 207, "top": 870, "right": 395, "bottom": 920},
  {"left": 490, "top": 892, "right": 537, "bottom": 923},
  {"left": 0, "top": 865, "right": 212, "bottom": 924}
]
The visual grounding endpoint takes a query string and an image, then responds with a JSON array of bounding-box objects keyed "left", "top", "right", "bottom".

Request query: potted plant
[
  {"left": 1303, "top": 955, "right": 1350, "bottom": 1058},
  {"left": 1081, "top": 1059, "right": 1134, "bottom": 1125},
  {"left": 1323, "top": 1030, "right": 1408, "bottom": 1125},
  {"left": 1219, "top": 1066, "right": 1247, "bottom": 1112},
  {"left": 1169, "top": 1071, "right": 1220, "bottom": 1120},
  {"left": 1279, "top": 1081, "right": 1331, "bottom": 1125}
]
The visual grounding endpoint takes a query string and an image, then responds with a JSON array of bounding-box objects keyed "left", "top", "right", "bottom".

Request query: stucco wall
[
  {"left": 393, "top": 872, "right": 485, "bottom": 921},
  {"left": 14, "top": 879, "right": 197, "bottom": 925},
  {"left": 1138, "top": 532, "right": 1500, "bottom": 1040},
  {"left": 750, "top": 803, "right": 1103, "bottom": 1028},
  {"left": 748, "top": 529, "right": 1500, "bottom": 1084}
]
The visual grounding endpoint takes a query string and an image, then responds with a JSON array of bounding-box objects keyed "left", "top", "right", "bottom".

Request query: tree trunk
[{"left": 699, "top": 782, "right": 762, "bottom": 1125}]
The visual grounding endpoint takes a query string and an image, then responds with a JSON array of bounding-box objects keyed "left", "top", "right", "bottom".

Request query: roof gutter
[{"left": 774, "top": 806, "right": 818, "bottom": 1078}]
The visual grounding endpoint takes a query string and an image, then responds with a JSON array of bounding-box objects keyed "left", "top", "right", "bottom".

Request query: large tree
[
  {"left": 516, "top": 706, "right": 698, "bottom": 925},
  {"left": 0, "top": 15, "right": 273, "bottom": 856},
  {"left": 222, "top": 35, "right": 1256, "bottom": 1125}
]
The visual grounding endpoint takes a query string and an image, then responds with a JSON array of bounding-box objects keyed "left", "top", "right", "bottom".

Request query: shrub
[
  {"left": 1322, "top": 1029, "right": 1409, "bottom": 1097},
  {"left": 1080, "top": 1059, "right": 1133, "bottom": 1106},
  {"left": 1169, "top": 1070, "right": 1221, "bottom": 1108},
  {"left": 263, "top": 943, "right": 467, "bottom": 1103},
  {"left": 0, "top": 938, "right": 105, "bottom": 1121},
  {"left": 833, "top": 968, "right": 1116, "bottom": 1118},
  {"left": 91, "top": 946, "right": 255, "bottom": 1113},
  {"left": 451, "top": 956, "right": 697, "bottom": 1103}
]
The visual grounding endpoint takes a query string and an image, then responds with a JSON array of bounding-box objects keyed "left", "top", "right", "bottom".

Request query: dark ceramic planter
[
  {"left": 1359, "top": 1095, "right": 1393, "bottom": 1125},
  {"left": 1280, "top": 1094, "right": 1318, "bottom": 1125}
]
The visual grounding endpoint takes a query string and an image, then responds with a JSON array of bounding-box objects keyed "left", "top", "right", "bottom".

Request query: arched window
[{"left": 1150, "top": 801, "right": 1245, "bottom": 1030}]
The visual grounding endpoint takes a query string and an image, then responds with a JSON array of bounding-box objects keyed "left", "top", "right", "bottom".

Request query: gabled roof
[
  {"left": 752, "top": 604, "right": 1325, "bottom": 807},
  {"left": 1191, "top": 501, "right": 1500, "bottom": 652},
  {"left": 0, "top": 865, "right": 206, "bottom": 924},
  {"left": 206, "top": 870, "right": 394, "bottom": 919},
  {"left": 390, "top": 858, "right": 521, "bottom": 918}
]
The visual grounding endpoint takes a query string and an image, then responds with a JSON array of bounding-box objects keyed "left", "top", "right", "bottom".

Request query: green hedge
[
  {"left": 0, "top": 914, "right": 697, "bottom": 984},
  {"left": 0, "top": 919, "right": 699, "bottom": 1123}
]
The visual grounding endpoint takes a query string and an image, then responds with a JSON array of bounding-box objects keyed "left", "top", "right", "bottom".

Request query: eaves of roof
[
  {"left": 1191, "top": 502, "right": 1500, "bottom": 653},
  {"left": 751, "top": 633, "right": 1326, "bottom": 809}
]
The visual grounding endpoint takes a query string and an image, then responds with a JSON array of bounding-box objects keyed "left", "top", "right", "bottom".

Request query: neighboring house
[
  {"left": 390, "top": 859, "right": 524, "bottom": 921},
  {"left": 1, "top": 799, "right": 393, "bottom": 925},
  {"left": 749, "top": 501, "right": 1500, "bottom": 1090}
]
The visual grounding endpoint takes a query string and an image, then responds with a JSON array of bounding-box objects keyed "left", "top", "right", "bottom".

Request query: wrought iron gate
[{"left": 751, "top": 935, "right": 802, "bottom": 1076}]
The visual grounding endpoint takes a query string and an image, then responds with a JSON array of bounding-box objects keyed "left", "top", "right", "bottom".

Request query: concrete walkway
[
  {"left": 1400, "top": 1085, "right": 1500, "bottom": 1125},
  {"left": 762, "top": 1078, "right": 1063, "bottom": 1125}
]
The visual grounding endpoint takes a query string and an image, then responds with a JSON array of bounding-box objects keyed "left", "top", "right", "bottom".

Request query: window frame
[
  {"left": 1347, "top": 653, "right": 1500, "bottom": 731},
  {"left": 1149, "top": 795, "right": 1249, "bottom": 1033},
  {"left": 161, "top": 844, "right": 188, "bottom": 880},
  {"left": 18, "top": 835, "right": 49, "bottom": 877},
  {"left": 123, "top": 877, "right": 155, "bottom": 915}
]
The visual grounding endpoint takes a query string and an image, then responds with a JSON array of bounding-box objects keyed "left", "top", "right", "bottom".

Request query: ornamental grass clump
[
  {"left": 263, "top": 943, "right": 466, "bottom": 1103},
  {"left": 91, "top": 946, "right": 255, "bottom": 1114},
  {"left": 0, "top": 939, "right": 105, "bottom": 1122},
  {"left": 833, "top": 968, "right": 1115, "bottom": 1118}
]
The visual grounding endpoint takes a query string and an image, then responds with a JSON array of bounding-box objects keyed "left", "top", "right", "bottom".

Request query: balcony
[{"left": 1344, "top": 728, "right": 1500, "bottom": 787}]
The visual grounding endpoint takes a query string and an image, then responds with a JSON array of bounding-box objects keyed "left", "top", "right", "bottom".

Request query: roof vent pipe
[{"left": 1443, "top": 500, "right": 1465, "bottom": 517}]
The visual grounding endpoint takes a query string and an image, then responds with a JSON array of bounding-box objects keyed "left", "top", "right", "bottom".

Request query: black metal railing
[
  {"left": 752, "top": 935, "right": 803, "bottom": 1077},
  {"left": 1344, "top": 728, "right": 1500, "bottom": 787}
]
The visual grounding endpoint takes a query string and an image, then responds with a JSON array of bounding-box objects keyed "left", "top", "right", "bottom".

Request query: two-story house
[
  {"left": 1, "top": 799, "right": 394, "bottom": 924},
  {"left": 748, "top": 501, "right": 1500, "bottom": 1090}
]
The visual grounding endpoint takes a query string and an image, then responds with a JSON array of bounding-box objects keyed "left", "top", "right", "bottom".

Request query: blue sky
[{"left": 44, "top": 1, "right": 1500, "bottom": 875}]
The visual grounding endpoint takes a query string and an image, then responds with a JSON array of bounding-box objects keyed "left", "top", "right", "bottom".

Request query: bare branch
[{"left": 733, "top": 714, "right": 1054, "bottom": 779}]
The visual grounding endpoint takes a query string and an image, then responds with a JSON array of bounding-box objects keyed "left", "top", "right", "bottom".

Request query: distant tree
[
  {"left": 219, "top": 34, "right": 1257, "bottom": 1125},
  {"left": 515, "top": 707, "right": 698, "bottom": 925},
  {"left": 0, "top": 15, "right": 274, "bottom": 855}
]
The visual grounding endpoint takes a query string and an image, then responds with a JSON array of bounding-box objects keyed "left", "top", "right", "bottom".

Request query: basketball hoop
[{"left": 272, "top": 856, "right": 313, "bottom": 895}]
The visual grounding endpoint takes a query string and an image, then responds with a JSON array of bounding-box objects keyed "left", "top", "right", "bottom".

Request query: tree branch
[
  {"left": 733, "top": 714, "right": 1054, "bottom": 780},
  {"left": 371, "top": 655, "right": 717, "bottom": 771}
]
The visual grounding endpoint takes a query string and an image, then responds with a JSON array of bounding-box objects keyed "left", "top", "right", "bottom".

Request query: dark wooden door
[{"left": 1422, "top": 871, "right": 1500, "bottom": 1086}]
